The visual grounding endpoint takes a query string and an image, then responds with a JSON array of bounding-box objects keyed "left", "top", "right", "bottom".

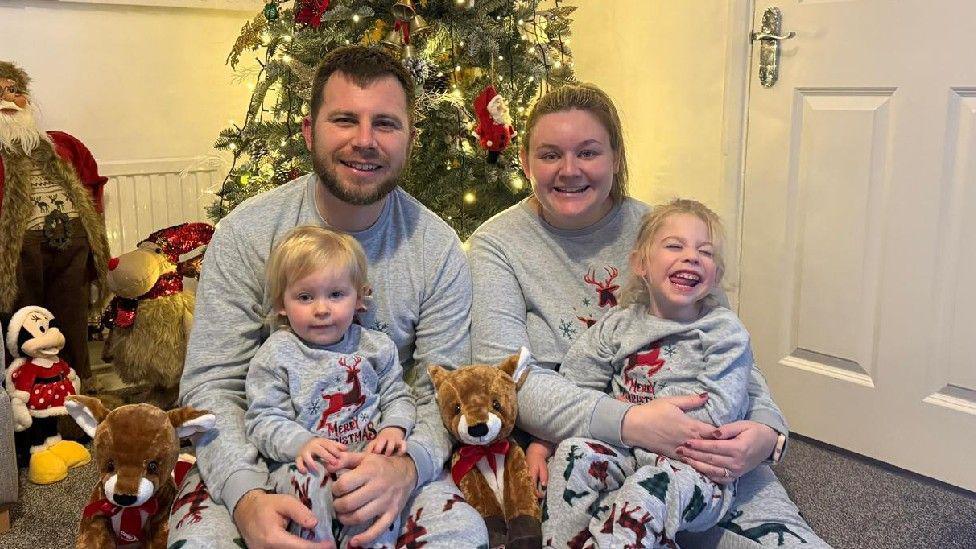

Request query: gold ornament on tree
[
  {"left": 391, "top": 0, "right": 416, "bottom": 21},
  {"left": 384, "top": 0, "right": 433, "bottom": 59},
  {"left": 362, "top": 19, "right": 389, "bottom": 45}
]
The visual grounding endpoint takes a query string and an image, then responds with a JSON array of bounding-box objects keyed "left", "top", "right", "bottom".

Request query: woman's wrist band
[{"left": 770, "top": 433, "right": 787, "bottom": 465}]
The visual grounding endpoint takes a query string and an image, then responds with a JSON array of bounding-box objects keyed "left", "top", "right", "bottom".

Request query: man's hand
[
  {"left": 621, "top": 393, "right": 713, "bottom": 456},
  {"left": 525, "top": 440, "right": 554, "bottom": 499},
  {"left": 676, "top": 420, "right": 778, "bottom": 484},
  {"left": 329, "top": 452, "right": 417, "bottom": 547},
  {"left": 232, "top": 489, "right": 335, "bottom": 549}
]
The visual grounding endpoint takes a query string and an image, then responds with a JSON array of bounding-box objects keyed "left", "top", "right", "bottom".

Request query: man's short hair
[
  {"left": 0, "top": 61, "right": 31, "bottom": 94},
  {"left": 309, "top": 46, "right": 416, "bottom": 123}
]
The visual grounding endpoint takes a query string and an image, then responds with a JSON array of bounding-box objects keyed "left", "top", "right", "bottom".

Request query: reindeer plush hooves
[{"left": 506, "top": 514, "right": 542, "bottom": 549}]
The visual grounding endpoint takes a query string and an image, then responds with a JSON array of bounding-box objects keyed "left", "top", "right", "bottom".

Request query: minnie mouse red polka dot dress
[{"left": 10, "top": 359, "right": 76, "bottom": 412}]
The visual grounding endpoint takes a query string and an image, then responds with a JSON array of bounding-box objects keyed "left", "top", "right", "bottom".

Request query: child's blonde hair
[
  {"left": 266, "top": 225, "right": 368, "bottom": 327},
  {"left": 619, "top": 198, "right": 726, "bottom": 308}
]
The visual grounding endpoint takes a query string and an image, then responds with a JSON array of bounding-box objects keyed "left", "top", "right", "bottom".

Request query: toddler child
[
  {"left": 529, "top": 199, "right": 756, "bottom": 547},
  {"left": 244, "top": 225, "right": 415, "bottom": 547}
]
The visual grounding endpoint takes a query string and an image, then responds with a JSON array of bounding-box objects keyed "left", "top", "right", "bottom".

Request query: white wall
[
  {"left": 570, "top": 0, "right": 745, "bottom": 295},
  {"left": 0, "top": 0, "right": 253, "bottom": 166}
]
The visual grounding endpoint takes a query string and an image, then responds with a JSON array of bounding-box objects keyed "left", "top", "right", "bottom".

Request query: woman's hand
[
  {"left": 525, "top": 440, "right": 555, "bottom": 499},
  {"left": 621, "top": 393, "right": 713, "bottom": 456},
  {"left": 676, "top": 420, "right": 779, "bottom": 484}
]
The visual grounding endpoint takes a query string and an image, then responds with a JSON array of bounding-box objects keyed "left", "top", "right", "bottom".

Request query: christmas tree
[{"left": 210, "top": 0, "right": 576, "bottom": 239}]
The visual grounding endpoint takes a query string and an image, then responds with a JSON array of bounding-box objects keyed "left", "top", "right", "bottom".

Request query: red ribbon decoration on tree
[
  {"left": 295, "top": 0, "right": 331, "bottom": 29},
  {"left": 394, "top": 19, "right": 411, "bottom": 45},
  {"left": 451, "top": 439, "right": 510, "bottom": 486}
]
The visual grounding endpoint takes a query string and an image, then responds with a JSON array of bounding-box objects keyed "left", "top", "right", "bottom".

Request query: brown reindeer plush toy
[
  {"left": 429, "top": 348, "right": 541, "bottom": 549},
  {"left": 65, "top": 395, "right": 214, "bottom": 548}
]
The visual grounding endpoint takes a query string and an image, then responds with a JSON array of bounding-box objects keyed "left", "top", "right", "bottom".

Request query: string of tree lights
[{"left": 210, "top": 0, "right": 576, "bottom": 238}]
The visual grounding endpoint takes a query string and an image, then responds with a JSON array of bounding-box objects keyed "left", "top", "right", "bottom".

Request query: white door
[{"left": 739, "top": 0, "right": 976, "bottom": 491}]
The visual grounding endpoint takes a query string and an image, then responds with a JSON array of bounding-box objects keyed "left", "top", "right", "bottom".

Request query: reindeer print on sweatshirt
[{"left": 244, "top": 324, "right": 416, "bottom": 463}]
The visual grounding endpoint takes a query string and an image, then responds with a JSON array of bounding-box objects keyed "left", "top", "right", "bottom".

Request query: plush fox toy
[
  {"left": 66, "top": 395, "right": 214, "bottom": 548},
  {"left": 429, "top": 348, "right": 541, "bottom": 549}
]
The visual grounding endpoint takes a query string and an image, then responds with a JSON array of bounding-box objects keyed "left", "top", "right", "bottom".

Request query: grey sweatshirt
[
  {"left": 180, "top": 175, "right": 471, "bottom": 512},
  {"left": 244, "top": 326, "right": 415, "bottom": 463},
  {"left": 560, "top": 304, "right": 751, "bottom": 429},
  {"left": 468, "top": 198, "right": 786, "bottom": 447}
]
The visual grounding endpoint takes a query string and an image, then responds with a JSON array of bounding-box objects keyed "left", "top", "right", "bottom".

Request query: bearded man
[
  {"left": 171, "top": 46, "right": 487, "bottom": 549},
  {"left": 0, "top": 61, "right": 110, "bottom": 391}
]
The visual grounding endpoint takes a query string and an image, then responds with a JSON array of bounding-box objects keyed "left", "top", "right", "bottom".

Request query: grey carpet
[
  {"left": 4, "top": 450, "right": 95, "bottom": 549},
  {"left": 2, "top": 436, "right": 974, "bottom": 548},
  {"left": 776, "top": 435, "right": 976, "bottom": 549}
]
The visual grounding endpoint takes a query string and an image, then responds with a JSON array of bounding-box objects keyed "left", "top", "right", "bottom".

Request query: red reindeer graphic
[
  {"left": 569, "top": 527, "right": 595, "bottom": 549},
  {"left": 584, "top": 266, "right": 620, "bottom": 308},
  {"left": 171, "top": 480, "right": 210, "bottom": 529},
  {"left": 616, "top": 503, "right": 653, "bottom": 549},
  {"left": 600, "top": 503, "right": 618, "bottom": 534},
  {"left": 396, "top": 507, "right": 428, "bottom": 548},
  {"left": 576, "top": 315, "right": 597, "bottom": 328},
  {"left": 316, "top": 356, "right": 366, "bottom": 430},
  {"left": 589, "top": 460, "right": 610, "bottom": 486},
  {"left": 290, "top": 476, "right": 315, "bottom": 540},
  {"left": 442, "top": 494, "right": 466, "bottom": 512},
  {"left": 585, "top": 441, "right": 618, "bottom": 457},
  {"left": 623, "top": 345, "right": 666, "bottom": 400}
]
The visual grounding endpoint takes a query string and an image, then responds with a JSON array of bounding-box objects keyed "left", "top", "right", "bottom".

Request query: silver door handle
[
  {"left": 752, "top": 7, "right": 795, "bottom": 87},
  {"left": 751, "top": 31, "right": 796, "bottom": 41}
]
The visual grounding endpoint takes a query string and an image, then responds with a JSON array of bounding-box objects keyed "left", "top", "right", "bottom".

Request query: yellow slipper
[
  {"left": 48, "top": 440, "right": 92, "bottom": 469},
  {"left": 29, "top": 449, "right": 68, "bottom": 485}
]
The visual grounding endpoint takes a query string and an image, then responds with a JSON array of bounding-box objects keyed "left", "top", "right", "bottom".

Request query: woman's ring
[{"left": 722, "top": 467, "right": 731, "bottom": 479}]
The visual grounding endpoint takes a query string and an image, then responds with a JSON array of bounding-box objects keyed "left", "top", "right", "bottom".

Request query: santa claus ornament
[
  {"left": 0, "top": 60, "right": 111, "bottom": 391},
  {"left": 4, "top": 305, "right": 91, "bottom": 484},
  {"left": 473, "top": 85, "right": 515, "bottom": 163}
]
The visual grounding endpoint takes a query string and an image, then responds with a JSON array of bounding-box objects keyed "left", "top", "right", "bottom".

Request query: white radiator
[{"left": 99, "top": 157, "right": 223, "bottom": 257}]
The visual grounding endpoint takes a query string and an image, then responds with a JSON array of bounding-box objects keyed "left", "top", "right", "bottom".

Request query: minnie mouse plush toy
[{"left": 5, "top": 305, "right": 91, "bottom": 484}]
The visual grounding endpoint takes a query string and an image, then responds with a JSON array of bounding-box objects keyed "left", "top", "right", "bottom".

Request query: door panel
[{"left": 740, "top": 1, "right": 976, "bottom": 490}]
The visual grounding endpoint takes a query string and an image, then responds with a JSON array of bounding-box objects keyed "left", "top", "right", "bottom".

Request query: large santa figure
[{"left": 0, "top": 60, "right": 110, "bottom": 391}]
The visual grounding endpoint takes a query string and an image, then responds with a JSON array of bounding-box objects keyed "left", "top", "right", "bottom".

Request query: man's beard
[
  {"left": 310, "top": 147, "right": 401, "bottom": 206},
  {"left": 0, "top": 101, "right": 45, "bottom": 155}
]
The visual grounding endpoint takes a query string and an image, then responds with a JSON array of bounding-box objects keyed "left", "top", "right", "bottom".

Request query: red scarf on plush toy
[
  {"left": 105, "top": 271, "right": 184, "bottom": 329},
  {"left": 83, "top": 495, "right": 159, "bottom": 545},
  {"left": 451, "top": 440, "right": 510, "bottom": 485}
]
